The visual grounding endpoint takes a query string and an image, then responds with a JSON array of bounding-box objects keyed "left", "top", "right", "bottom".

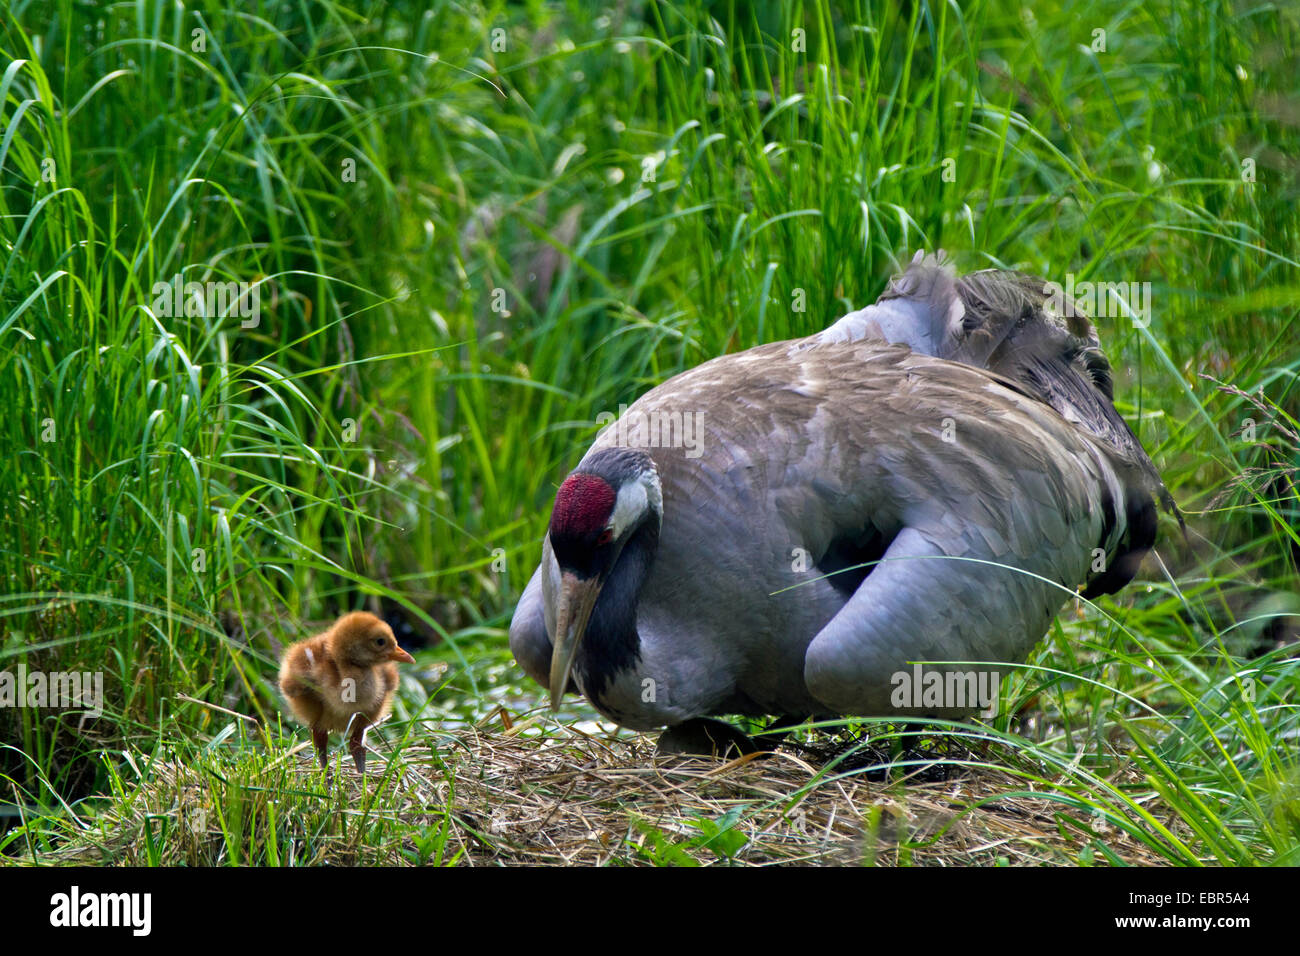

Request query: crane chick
[{"left": 279, "top": 611, "right": 414, "bottom": 773}]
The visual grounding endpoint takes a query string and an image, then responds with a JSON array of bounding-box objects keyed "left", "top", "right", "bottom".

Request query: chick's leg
[
  {"left": 348, "top": 720, "right": 369, "bottom": 774},
  {"left": 311, "top": 727, "right": 329, "bottom": 770}
]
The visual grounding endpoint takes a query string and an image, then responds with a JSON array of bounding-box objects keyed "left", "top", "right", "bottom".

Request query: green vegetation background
[{"left": 1, "top": 0, "right": 1296, "bottom": 863}]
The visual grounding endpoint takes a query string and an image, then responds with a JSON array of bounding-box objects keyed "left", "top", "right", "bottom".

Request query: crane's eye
[{"left": 597, "top": 529, "right": 614, "bottom": 546}]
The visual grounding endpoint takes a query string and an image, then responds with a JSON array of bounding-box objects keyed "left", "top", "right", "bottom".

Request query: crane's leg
[
  {"left": 754, "top": 714, "right": 812, "bottom": 750},
  {"left": 804, "top": 526, "right": 1073, "bottom": 717},
  {"left": 656, "top": 714, "right": 810, "bottom": 757},
  {"left": 656, "top": 717, "right": 761, "bottom": 757}
]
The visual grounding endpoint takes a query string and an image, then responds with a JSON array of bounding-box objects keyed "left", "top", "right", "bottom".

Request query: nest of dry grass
[
  {"left": 430, "top": 725, "right": 1179, "bottom": 865},
  {"left": 37, "top": 718, "right": 1183, "bottom": 866}
]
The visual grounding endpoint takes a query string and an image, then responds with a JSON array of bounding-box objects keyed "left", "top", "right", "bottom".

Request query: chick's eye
[{"left": 374, "top": 637, "right": 385, "bottom": 646}]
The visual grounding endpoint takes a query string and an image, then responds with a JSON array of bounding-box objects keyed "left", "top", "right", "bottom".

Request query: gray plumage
[{"left": 510, "top": 253, "right": 1173, "bottom": 732}]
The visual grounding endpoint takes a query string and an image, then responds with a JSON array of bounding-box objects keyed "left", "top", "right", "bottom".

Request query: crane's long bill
[{"left": 549, "top": 571, "right": 602, "bottom": 711}]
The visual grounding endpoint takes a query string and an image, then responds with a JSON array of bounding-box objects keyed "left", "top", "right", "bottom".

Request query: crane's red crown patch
[{"left": 551, "top": 473, "right": 616, "bottom": 535}]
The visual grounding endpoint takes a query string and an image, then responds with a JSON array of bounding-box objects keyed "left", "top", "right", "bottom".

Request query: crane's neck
[{"left": 575, "top": 515, "right": 659, "bottom": 705}]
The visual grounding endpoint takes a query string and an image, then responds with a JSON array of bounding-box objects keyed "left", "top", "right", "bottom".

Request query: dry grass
[{"left": 35, "top": 719, "right": 1185, "bottom": 866}]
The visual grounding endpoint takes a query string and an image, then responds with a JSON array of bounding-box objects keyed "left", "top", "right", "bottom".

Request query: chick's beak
[
  {"left": 549, "top": 571, "right": 603, "bottom": 711},
  {"left": 389, "top": 646, "right": 415, "bottom": 664}
]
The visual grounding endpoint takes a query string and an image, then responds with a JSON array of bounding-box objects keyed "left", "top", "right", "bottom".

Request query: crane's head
[{"left": 544, "top": 447, "right": 661, "bottom": 710}]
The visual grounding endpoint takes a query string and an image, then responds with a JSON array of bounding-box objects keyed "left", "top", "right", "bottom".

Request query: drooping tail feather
[{"left": 839, "top": 250, "right": 1182, "bottom": 595}]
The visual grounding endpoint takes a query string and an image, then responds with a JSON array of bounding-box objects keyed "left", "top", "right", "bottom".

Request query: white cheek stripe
[
  {"left": 304, "top": 647, "right": 315, "bottom": 667},
  {"left": 609, "top": 479, "right": 648, "bottom": 538}
]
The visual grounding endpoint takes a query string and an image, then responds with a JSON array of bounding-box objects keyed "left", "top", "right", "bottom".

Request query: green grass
[{"left": 0, "top": 0, "right": 1297, "bottom": 865}]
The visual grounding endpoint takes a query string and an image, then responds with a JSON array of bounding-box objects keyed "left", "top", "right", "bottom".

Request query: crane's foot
[
  {"left": 656, "top": 718, "right": 768, "bottom": 758},
  {"left": 753, "top": 714, "right": 811, "bottom": 751}
]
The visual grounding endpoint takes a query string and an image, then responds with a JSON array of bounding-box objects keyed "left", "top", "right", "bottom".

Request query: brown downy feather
[{"left": 278, "top": 611, "right": 415, "bottom": 773}]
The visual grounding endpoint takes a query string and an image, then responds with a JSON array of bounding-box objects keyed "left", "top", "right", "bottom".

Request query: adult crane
[{"left": 510, "top": 253, "right": 1174, "bottom": 754}]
